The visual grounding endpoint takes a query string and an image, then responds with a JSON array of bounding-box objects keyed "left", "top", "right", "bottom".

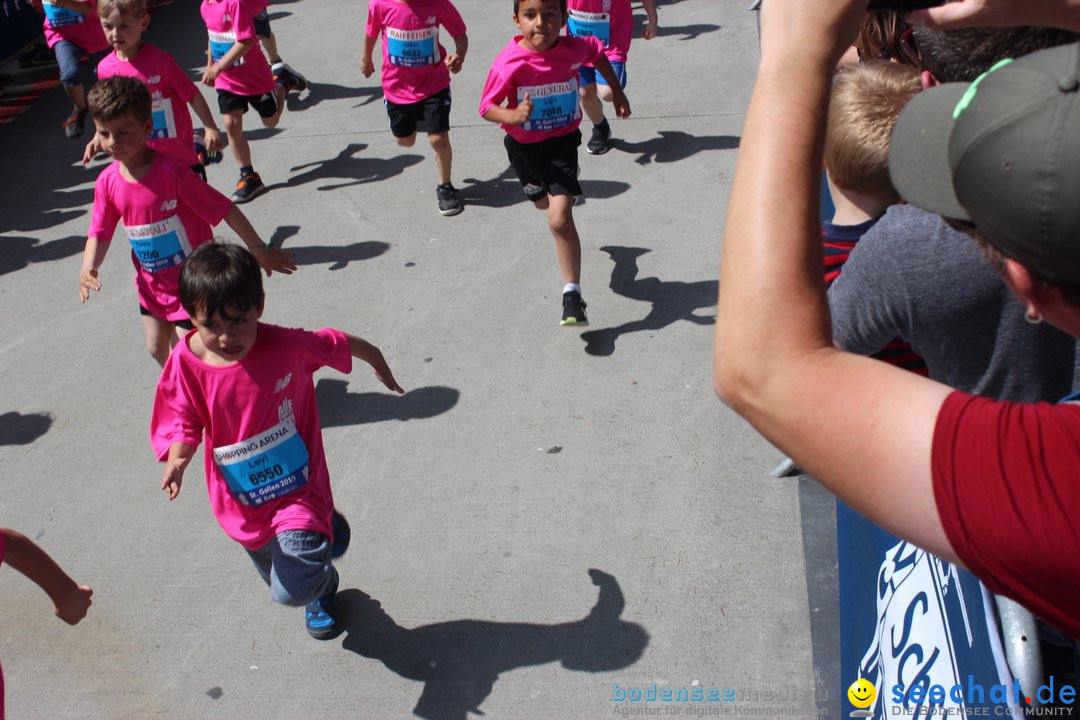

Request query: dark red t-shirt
[{"left": 933, "top": 390, "right": 1080, "bottom": 639}]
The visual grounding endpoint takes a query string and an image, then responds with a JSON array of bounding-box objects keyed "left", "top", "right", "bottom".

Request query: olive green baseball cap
[{"left": 889, "top": 42, "right": 1080, "bottom": 283}]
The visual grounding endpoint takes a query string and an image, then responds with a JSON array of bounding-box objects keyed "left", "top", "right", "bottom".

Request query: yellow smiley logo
[{"left": 848, "top": 678, "right": 876, "bottom": 709}]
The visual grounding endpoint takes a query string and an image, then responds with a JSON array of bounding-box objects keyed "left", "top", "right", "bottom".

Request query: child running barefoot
[
  {"left": 567, "top": 0, "right": 656, "bottom": 155},
  {"left": 479, "top": 0, "right": 629, "bottom": 326},
  {"left": 0, "top": 527, "right": 94, "bottom": 716},
  {"left": 362, "top": 0, "right": 469, "bottom": 216},
  {"left": 84, "top": 0, "right": 224, "bottom": 181},
  {"left": 151, "top": 243, "right": 405, "bottom": 640},
  {"left": 201, "top": 0, "right": 303, "bottom": 202},
  {"left": 29, "top": 0, "right": 109, "bottom": 139},
  {"left": 79, "top": 76, "right": 296, "bottom": 366}
]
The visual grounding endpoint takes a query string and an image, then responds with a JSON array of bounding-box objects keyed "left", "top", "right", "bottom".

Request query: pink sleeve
[
  {"left": 150, "top": 355, "right": 205, "bottom": 461},
  {"left": 178, "top": 170, "right": 232, "bottom": 226},
  {"left": 87, "top": 170, "right": 121, "bottom": 241},
  {"left": 583, "top": 36, "right": 605, "bottom": 65},
  {"left": 478, "top": 61, "right": 510, "bottom": 117},
  {"left": 439, "top": 1, "right": 466, "bottom": 37},
  {"left": 364, "top": 2, "right": 382, "bottom": 38},
  {"left": 305, "top": 328, "right": 353, "bottom": 375},
  {"left": 231, "top": 0, "right": 257, "bottom": 42}
]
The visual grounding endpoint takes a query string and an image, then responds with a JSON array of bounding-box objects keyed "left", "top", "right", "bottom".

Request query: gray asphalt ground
[{"left": 0, "top": 1, "right": 836, "bottom": 718}]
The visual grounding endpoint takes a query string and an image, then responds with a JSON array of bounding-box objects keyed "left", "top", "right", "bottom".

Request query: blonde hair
[
  {"left": 97, "top": 0, "right": 147, "bottom": 20},
  {"left": 825, "top": 60, "right": 922, "bottom": 198}
]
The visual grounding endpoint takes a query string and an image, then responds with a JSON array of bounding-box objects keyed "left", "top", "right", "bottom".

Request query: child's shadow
[
  {"left": 316, "top": 379, "right": 459, "bottom": 427},
  {"left": 0, "top": 412, "right": 53, "bottom": 445},
  {"left": 274, "top": 143, "right": 424, "bottom": 191},
  {"left": 0, "top": 235, "right": 84, "bottom": 277},
  {"left": 461, "top": 167, "right": 630, "bottom": 209},
  {"left": 655, "top": 22, "right": 722, "bottom": 41},
  {"left": 613, "top": 130, "right": 739, "bottom": 166},
  {"left": 339, "top": 569, "right": 649, "bottom": 720},
  {"left": 581, "top": 246, "right": 716, "bottom": 357},
  {"left": 286, "top": 81, "right": 383, "bottom": 112}
]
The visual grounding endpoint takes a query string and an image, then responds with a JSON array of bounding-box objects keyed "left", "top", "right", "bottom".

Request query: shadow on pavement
[
  {"left": 0, "top": 235, "right": 84, "bottom": 277},
  {"left": 338, "top": 569, "right": 649, "bottom": 720},
  {"left": 287, "top": 81, "right": 383, "bottom": 112},
  {"left": 461, "top": 166, "right": 630, "bottom": 209},
  {"left": 0, "top": 411, "right": 53, "bottom": 445},
  {"left": 316, "top": 379, "right": 459, "bottom": 427},
  {"left": 656, "top": 22, "right": 722, "bottom": 41},
  {"left": 612, "top": 130, "right": 739, "bottom": 166},
  {"left": 274, "top": 143, "right": 423, "bottom": 191},
  {"left": 580, "top": 246, "right": 716, "bottom": 357}
]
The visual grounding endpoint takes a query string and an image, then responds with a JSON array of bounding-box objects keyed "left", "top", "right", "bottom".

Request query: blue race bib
[
  {"left": 126, "top": 215, "right": 192, "bottom": 273},
  {"left": 213, "top": 417, "right": 310, "bottom": 507},
  {"left": 385, "top": 26, "right": 439, "bottom": 67},
  {"left": 519, "top": 79, "right": 580, "bottom": 132},
  {"left": 43, "top": 1, "right": 84, "bottom": 27},
  {"left": 567, "top": 9, "right": 611, "bottom": 47}
]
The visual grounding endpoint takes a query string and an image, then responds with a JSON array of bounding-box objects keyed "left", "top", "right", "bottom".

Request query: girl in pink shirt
[
  {"left": 479, "top": 0, "right": 629, "bottom": 327},
  {"left": 31, "top": 0, "right": 109, "bottom": 139},
  {"left": 78, "top": 76, "right": 296, "bottom": 366},
  {"left": 151, "top": 242, "right": 404, "bottom": 640}
]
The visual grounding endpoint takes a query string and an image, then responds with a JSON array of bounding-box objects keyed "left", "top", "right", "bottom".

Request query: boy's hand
[
  {"left": 82, "top": 136, "right": 102, "bottom": 165},
  {"left": 643, "top": 21, "right": 658, "bottom": 40},
  {"left": 203, "top": 127, "right": 223, "bottom": 154},
  {"left": 373, "top": 361, "right": 405, "bottom": 395},
  {"left": 54, "top": 584, "right": 93, "bottom": 625},
  {"left": 79, "top": 268, "right": 101, "bottom": 302},
  {"left": 162, "top": 458, "right": 185, "bottom": 500},
  {"left": 612, "top": 89, "right": 631, "bottom": 119},
  {"left": 445, "top": 52, "right": 463, "bottom": 73},
  {"left": 251, "top": 245, "right": 298, "bottom": 276},
  {"left": 511, "top": 93, "right": 534, "bottom": 125},
  {"left": 201, "top": 65, "right": 219, "bottom": 86},
  {"left": 361, "top": 57, "right": 375, "bottom": 78}
]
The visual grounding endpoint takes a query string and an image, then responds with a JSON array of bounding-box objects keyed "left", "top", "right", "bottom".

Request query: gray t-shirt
[{"left": 828, "top": 204, "right": 1079, "bottom": 402}]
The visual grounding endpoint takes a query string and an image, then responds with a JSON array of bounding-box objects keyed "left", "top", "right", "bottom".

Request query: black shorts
[
  {"left": 217, "top": 88, "right": 279, "bottom": 118},
  {"left": 384, "top": 86, "right": 451, "bottom": 138},
  {"left": 139, "top": 305, "right": 195, "bottom": 331},
  {"left": 253, "top": 8, "right": 271, "bottom": 39},
  {"left": 504, "top": 129, "right": 582, "bottom": 202}
]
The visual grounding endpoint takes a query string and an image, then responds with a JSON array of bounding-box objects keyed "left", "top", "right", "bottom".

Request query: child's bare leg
[
  {"left": 580, "top": 83, "right": 606, "bottom": 125},
  {"left": 64, "top": 84, "right": 87, "bottom": 111},
  {"left": 260, "top": 33, "right": 280, "bottom": 64},
  {"left": 428, "top": 132, "right": 452, "bottom": 185},
  {"left": 547, "top": 194, "right": 581, "bottom": 285},
  {"left": 143, "top": 315, "right": 175, "bottom": 367},
  {"left": 596, "top": 84, "right": 615, "bottom": 103},
  {"left": 262, "top": 86, "right": 286, "bottom": 128},
  {"left": 395, "top": 132, "right": 417, "bottom": 149},
  {"left": 223, "top": 109, "right": 252, "bottom": 167}
]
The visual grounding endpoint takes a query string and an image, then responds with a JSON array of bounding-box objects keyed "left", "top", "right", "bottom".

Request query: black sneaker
[
  {"left": 586, "top": 121, "right": 611, "bottom": 155},
  {"left": 331, "top": 509, "right": 351, "bottom": 559},
  {"left": 63, "top": 107, "right": 87, "bottom": 140},
  {"left": 305, "top": 587, "right": 341, "bottom": 640},
  {"left": 231, "top": 172, "right": 265, "bottom": 203},
  {"left": 436, "top": 183, "right": 463, "bottom": 216},
  {"left": 561, "top": 291, "right": 588, "bottom": 327},
  {"left": 272, "top": 62, "right": 307, "bottom": 93}
]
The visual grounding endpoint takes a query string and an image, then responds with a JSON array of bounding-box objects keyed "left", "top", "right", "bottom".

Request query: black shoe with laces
[
  {"left": 561, "top": 291, "right": 588, "bottom": 327},
  {"left": 64, "top": 107, "right": 87, "bottom": 139},
  {"left": 586, "top": 121, "right": 611, "bottom": 155},
  {"left": 436, "top": 183, "right": 463, "bottom": 216},
  {"left": 231, "top": 172, "right": 266, "bottom": 203}
]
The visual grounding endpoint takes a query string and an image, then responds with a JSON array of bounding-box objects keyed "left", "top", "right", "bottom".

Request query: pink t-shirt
[
  {"left": 566, "top": 0, "right": 633, "bottom": 63},
  {"left": 200, "top": 0, "right": 274, "bottom": 96},
  {"left": 478, "top": 35, "right": 604, "bottom": 144},
  {"left": 41, "top": 0, "right": 108, "bottom": 53},
  {"left": 365, "top": 0, "right": 467, "bottom": 104},
  {"left": 88, "top": 154, "right": 232, "bottom": 321},
  {"left": 97, "top": 44, "right": 200, "bottom": 166},
  {"left": 151, "top": 325, "right": 353, "bottom": 550}
]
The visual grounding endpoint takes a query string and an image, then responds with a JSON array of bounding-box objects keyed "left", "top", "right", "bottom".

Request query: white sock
[{"left": 563, "top": 283, "right": 582, "bottom": 295}]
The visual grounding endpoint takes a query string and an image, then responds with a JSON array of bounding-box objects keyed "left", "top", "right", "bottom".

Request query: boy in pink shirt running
[
  {"left": 151, "top": 242, "right": 404, "bottom": 640},
  {"left": 567, "top": 0, "right": 656, "bottom": 155},
  {"left": 30, "top": 0, "right": 109, "bottom": 138},
  {"left": 79, "top": 76, "right": 296, "bottom": 366},
  {"left": 201, "top": 0, "right": 304, "bottom": 203},
  {"left": 84, "top": 0, "right": 224, "bottom": 181},
  {"left": 362, "top": 0, "right": 469, "bottom": 216},
  {"left": 479, "top": 0, "right": 629, "bottom": 326}
]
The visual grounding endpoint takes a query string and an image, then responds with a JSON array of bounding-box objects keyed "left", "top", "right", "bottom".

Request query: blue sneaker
[
  {"left": 331, "top": 509, "right": 350, "bottom": 559},
  {"left": 305, "top": 589, "right": 341, "bottom": 640}
]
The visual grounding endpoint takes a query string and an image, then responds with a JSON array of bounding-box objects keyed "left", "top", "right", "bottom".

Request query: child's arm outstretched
[
  {"left": 1, "top": 528, "right": 93, "bottom": 625},
  {"left": 78, "top": 236, "right": 110, "bottom": 302},
  {"left": 445, "top": 33, "right": 468, "bottom": 74},
  {"left": 361, "top": 31, "right": 379, "bottom": 78},
  {"left": 641, "top": 0, "right": 659, "bottom": 40},
  {"left": 347, "top": 334, "right": 405, "bottom": 394},
  {"left": 593, "top": 55, "right": 631, "bottom": 118},
  {"left": 161, "top": 442, "right": 196, "bottom": 500},
  {"left": 221, "top": 205, "right": 298, "bottom": 276}
]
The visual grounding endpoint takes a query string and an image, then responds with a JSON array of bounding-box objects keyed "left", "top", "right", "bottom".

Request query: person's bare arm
[
  {"left": 2, "top": 529, "right": 93, "bottom": 624},
  {"left": 712, "top": 0, "right": 956, "bottom": 560},
  {"left": 906, "top": 0, "right": 1080, "bottom": 32}
]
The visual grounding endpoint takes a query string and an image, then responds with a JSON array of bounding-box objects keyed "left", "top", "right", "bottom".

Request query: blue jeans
[
  {"left": 246, "top": 530, "right": 338, "bottom": 607},
  {"left": 52, "top": 39, "right": 98, "bottom": 88}
]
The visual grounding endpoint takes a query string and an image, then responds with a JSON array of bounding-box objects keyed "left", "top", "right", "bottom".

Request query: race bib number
[
  {"left": 567, "top": 9, "right": 611, "bottom": 47},
  {"left": 519, "top": 79, "right": 580, "bottom": 132},
  {"left": 208, "top": 30, "right": 243, "bottom": 65},
  {"left": 386, "top": 26, "right": 439, "bottom": 67},
  {"left": 150, "top": 97, "right": 177, "bottom": 140},
  {"left": 125, "top": 214, "right": 192, "bottom": 273},
  {"left": 213, "top": 417, "right": 310, "bottom": 507},
  {"left": 43, "top": 1, "right": 85, "bottom": 27}
]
